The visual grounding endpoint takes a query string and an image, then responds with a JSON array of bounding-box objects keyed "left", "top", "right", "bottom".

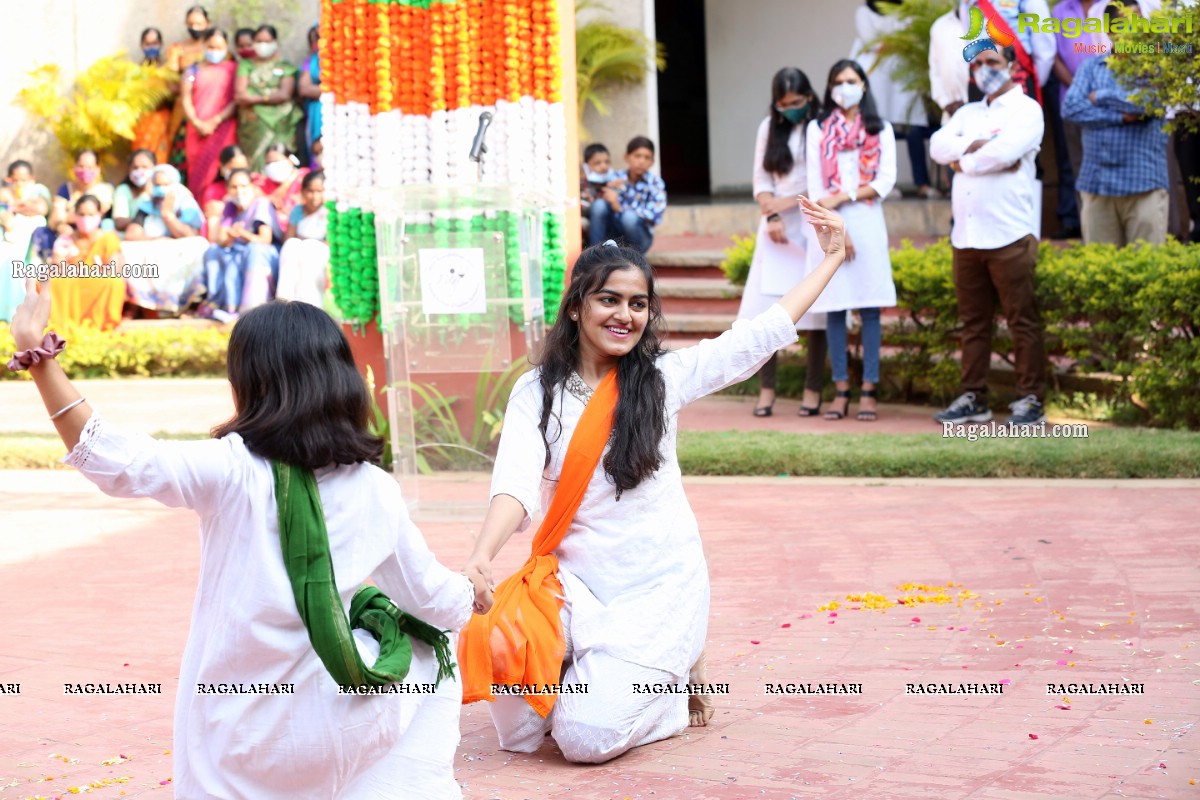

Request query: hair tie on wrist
[{"left": 7, "top": 332, "right": 66, "bottom": 371}]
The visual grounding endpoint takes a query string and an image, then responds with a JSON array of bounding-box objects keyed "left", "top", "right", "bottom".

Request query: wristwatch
[{"left": 766, "top": 213, "right": 781, "bottom": 222}]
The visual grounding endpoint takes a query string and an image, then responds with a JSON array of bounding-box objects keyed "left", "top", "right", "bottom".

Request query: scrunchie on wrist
[{"left": 6, "top": 332, "right": 67, "bottom": 371}]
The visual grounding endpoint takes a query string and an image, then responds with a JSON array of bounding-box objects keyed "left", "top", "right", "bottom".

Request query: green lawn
[
  {"left": 4, "top": 428, "right": 1197, "bottom": 479},
  {"left": 676, "top": 428, "right": 1200, "bottom": 479}
]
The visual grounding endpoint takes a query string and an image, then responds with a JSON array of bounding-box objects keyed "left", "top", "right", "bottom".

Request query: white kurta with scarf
[
  {"left": 489, "top": 304, "right": 800, "bottom": 681},
  {"left": 64, "top": 414, "right": 475, "bottom": 800},
  {"left": 805, "top": 118, "right": 897, "bottom": 314},
  {"left": 738, "top": 116, "right": 826, "bottom": 331}
]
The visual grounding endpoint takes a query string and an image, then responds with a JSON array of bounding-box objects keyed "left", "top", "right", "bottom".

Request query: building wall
[
  {"left": 704, "top": 0, "right": 914, "bottom": 196},
  {"left": 1, "top": 0, "right": 319, "bottom": 184},
  {"left": 577, "top": 0, "right": 660, "bottom": 165}
]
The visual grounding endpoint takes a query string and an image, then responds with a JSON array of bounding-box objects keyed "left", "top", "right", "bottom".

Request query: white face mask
[
  {"left": 254, "top": 41, "right": 278, "bottom": 59},
  {"left": 831, "top": 83, "right": 865, "bottom": 110},
  {"left": 263, "top": 160, "right": 293, "bottom": 183},
  {"left": 234, "top": 189, "right": 255, "bottom": 208}
]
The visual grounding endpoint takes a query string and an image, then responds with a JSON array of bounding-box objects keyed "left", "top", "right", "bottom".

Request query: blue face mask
[
  {"left": 205, "top": 50, "right": 227, "bottom": 65},
  {"left": 586, "top": 170, "right": 614, "bottom": 184},
  {"left": 151, "top": 185, "right": 168, "bottom": 200},
  {"left": 143, "top": 46, "right": 161, "bottom": 61}
]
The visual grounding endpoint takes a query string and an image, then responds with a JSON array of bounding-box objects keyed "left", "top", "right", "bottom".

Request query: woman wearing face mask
[
  {"left": 49, "top": 150, "right": 115, "bottom": 231},
  {"left": 130, "top": 28, "right": 176, "bottom": 167},
  {"left": 182, "top": 29, "right": 238, "bottom": 199},
  {"left": 234, "top": 28, "right": 256, "bottom": 62},
  {"left": 112, "top": 150, "right": 157, "bottom": 233},
  {"left": 738, "top": 67, "right": 828, "bottom": 418},
  {"left": 236, "top": 24, "right": 303, "bottom": 173},
  {"left": 198, "top": 168, "right": 279, "bottom": 321},
  {"left": 123, "top": 165, "right": 210, "bottom": 316},
  {"left": 260, "top": 144, "right": 310, "bottom": 233},
  {"left": 298, "top": 25, "right": 323, "bottom": 165},
  {"left": 200, "top": 144, "right": 252, "bottom": 220},
  {"left": 164, "top": 6, "right": 215, "bottom": 177},
  {"left": 806, "top": 59, "right": 897, "bottom": 422},
  {"left": 47, "top": 195, "right": 126, "bottom": 331}
]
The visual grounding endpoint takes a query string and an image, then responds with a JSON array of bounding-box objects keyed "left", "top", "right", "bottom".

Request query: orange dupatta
[{"left": 458, "top": 369, "right": 618, "bottom": 717}]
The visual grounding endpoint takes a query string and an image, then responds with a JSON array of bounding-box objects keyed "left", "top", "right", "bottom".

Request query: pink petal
[
  {"left": 911, "top": 617, "right": 921, "bottom": 623},
  {"left": 829, "top": 612, "right": 838, "bottom": 617},
  {"left": 781, "top": 623, "right": 791, "bottom": 628},
  {"left": 750, "top": 640, "right": 760, "bottom": 645},
  {"left": 799, "top": 613, "right": 812, "bottom": 620},
  {"left": 1056, "top": 660, "right": 1068, "bottom": 665},
  {"left": 1028, "top": 733, "right": 1039, "bottom": 739}
]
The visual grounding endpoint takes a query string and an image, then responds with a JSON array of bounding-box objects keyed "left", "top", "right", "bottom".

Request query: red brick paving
[{"left": 1, "top": 472, "right": 1197, "bottom": 799}]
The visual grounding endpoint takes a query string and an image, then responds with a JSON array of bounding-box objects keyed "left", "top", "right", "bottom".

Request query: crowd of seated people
[{"left": 0, "top": 4, "right": 328, "bottom": 330}]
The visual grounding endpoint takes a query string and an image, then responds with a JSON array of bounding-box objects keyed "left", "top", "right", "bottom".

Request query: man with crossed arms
[{"left": 930, "top": 44, "right": 1049, "bottom": 429}]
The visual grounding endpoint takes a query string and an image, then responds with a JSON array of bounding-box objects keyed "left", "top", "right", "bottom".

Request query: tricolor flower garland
[{"left": 324, "top": 0, "right": 568, "bottom": 329}]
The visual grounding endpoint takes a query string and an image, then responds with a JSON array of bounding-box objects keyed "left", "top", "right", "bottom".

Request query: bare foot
[{"left": 688, "top": 649, "right": 715, "bottom": 727}]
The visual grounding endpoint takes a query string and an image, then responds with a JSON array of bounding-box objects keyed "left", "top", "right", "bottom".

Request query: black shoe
[
  {"left": 1051, "top": 226, "right": 1081, "bottom": 241},
  {"left": 824, "top": 389, "right": 852, "bottom": 420},
  {"left": 934, "top": 392, "right": 993, "bottom": 424},
  {"left": 1007, "top": 395, "right": 1046, "bottom": 427},
  {"left": 753, "top": 404, "right": 774, "bottom": 417}
]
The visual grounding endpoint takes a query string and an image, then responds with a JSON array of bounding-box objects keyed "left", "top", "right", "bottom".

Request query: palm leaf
[
  {"left": 575, "top": 1, "right": 666, "bottom": 130},
  {"left": 864, "top": 0, "right": 957, "bottom": 120}
]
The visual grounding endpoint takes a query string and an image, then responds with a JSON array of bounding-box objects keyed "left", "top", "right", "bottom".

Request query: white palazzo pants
[{"left": 488, "top": 605, "right": 689, "bottom": 763}]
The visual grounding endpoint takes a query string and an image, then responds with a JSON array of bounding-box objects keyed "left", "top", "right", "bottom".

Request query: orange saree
[{"left": 458, "top": 369, "right": 618, "bottom": 717}]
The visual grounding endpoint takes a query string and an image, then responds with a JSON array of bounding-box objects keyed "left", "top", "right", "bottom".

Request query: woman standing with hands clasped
[
  {"left": 458, "top": 198, "right": 847, "bottom": 765},
  {"left": 738, "top": 67, "right": 828, "bottom": 417},
  {"left": 806, "top": 59, "right": 897, "bottom": 422}
]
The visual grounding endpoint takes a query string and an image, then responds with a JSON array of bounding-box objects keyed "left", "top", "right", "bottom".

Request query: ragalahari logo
[{"left": 961, "top": 5, "right": 1016, "bottom": 61}]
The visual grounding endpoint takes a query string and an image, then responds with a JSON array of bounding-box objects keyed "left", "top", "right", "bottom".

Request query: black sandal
[
  {"left": 753, "top": 404, "right": 774, "bottom": 417},
  {"left": 798, "top": 393, "right": 822, "bottom": 417},
  {"left": 857, "top": 388, "right": 878, "bottom": 422},
  {"left": 823, "top": 389, "right": 851, "bottom": 420}
]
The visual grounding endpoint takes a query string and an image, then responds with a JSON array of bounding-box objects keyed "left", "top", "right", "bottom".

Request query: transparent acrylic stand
[{"left": 346, "top": 185, "right": 552, "bottom": 515}]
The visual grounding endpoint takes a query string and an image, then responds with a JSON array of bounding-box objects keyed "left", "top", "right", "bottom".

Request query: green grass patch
[
  {"left": 5, "top": 429, "right": 1197, "bottom": 479},
  {"left": 677, "top": 428, "right": 1200, "bottom": 479}
]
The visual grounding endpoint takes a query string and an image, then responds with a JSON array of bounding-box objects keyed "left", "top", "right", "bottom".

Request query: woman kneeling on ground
[{"left": 459, "top": 197, "right": 847, "bottom": 763}]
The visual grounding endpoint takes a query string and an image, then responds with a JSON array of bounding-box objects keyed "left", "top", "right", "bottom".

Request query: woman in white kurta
[
  {"left": 462, "top": 200, "right": 848, "bottom": 764},
  {"left": 6, "top": 294, "right": 476, "bottom": 799},
  {"left": 806, "top": 59, "right": 898, "bottom": 422},
  {"left": 738, "top": 66, "right": 828, "bottom": 417}
]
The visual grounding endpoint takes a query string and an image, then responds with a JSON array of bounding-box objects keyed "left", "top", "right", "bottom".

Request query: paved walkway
[{"left": 0, "top": 470, "right": 1197, "bottom": 799}]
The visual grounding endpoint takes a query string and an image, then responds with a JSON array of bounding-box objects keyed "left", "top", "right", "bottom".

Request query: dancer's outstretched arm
[
  {"left": 777, "top": 196, "right": 846, "bottom": 323},
  {"left": 461, "top": 494, "right": 525, "bottom": 613},
  {"left": 9, "top": 279, "right": 92, "bottom": 450}
]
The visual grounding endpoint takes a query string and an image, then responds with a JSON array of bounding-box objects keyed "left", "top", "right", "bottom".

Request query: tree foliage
[
  {"left": 575, "top": 0, "right": 666, "bottom": 130},
  {"left": 15, "top": 54, "right": 174, "bottom": 170},
  {"left": 1105, "top": 0, "right": 1200, "bottom": 134}
]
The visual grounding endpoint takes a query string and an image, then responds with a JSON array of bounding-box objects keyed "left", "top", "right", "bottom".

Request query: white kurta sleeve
[
  {"left": 488, "top": 373, "right": 546, "bottom": 531},
  {"left": 371, "top": 480, "right": 475, "bottom": 632},
  {"left": 751, "top": 117, "right": 776, "bottom": 198},
  {"left": 62, "top": 411, "right": 237, "bottom": 515},
  {"left": 868, "top": 123, "right": 897, "bottom": 199},
  {"left": 660, "top": 303, "right": 799, "bottom": 409},
  {"left": 805, "top": 120, "right": 824, "bottom": 201}
]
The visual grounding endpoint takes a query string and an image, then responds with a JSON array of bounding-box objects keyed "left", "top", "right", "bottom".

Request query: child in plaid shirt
[{"left": 588, "top": 136, "right": 667, "bottom": 254}]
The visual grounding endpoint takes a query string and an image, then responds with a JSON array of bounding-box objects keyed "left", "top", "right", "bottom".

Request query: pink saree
[{"left": 184, "top": 60, "right": 238, "bottom": 199}]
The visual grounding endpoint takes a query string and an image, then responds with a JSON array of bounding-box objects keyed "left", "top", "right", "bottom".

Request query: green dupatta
[{"left": 273, "top": 461, "right": 456, "bottom": 690}]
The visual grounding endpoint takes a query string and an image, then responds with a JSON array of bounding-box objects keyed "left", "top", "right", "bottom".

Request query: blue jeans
[
  {"left": 589, "top": 203, "right": 654, "bottom": 253},
  {"left": 1044, "top": 73, "right": 1081, "bottom": 230},
  {"left": 826, "top": 308, "right": 881, "bottom": 384},
  {"left": 203, "top": 241, "right": 279, "bottom": 312}
]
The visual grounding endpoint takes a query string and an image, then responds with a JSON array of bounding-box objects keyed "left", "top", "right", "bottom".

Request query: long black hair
[
  {"left": 817, "top": 59, "right": 884, "bottom": 136},
  {"left": 763, "top": 67, "right": 819, "bottom": 176},
  {"left": 534, "top": 243, "right": 667, "bottom": 498},
  {"left": 212, "top": 302, "right": 383, "bottom": 469}
]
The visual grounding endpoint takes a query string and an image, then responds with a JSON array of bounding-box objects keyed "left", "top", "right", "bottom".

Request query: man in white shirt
[
  {"left": 930, "top": 45, "right": 1049, "bottom": 428},
  {"left": 930, "top": 0, "right": 1056, "bottom": 124}
]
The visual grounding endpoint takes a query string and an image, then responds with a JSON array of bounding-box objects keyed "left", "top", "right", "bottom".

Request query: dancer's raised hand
[{"left": 798, "top": 195, "right": 845, "bottom": 259}]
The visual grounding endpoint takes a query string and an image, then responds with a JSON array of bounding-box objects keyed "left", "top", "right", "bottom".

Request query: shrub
[
  {"left": 0, "top": 322, "right": 230, "bottom": 380},
  {"left": 720, "top": 234, "right": 756, "bottom": 287}
]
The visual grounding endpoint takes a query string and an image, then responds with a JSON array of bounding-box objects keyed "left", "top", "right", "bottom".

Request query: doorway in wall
[{"left": 654, "top": 0, "right": 711, "bottom": 198}]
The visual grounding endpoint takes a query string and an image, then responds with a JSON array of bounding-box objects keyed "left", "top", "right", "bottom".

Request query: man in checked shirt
[{"left": 1062, "top": 1, "right": 1169, "bottom": 247}]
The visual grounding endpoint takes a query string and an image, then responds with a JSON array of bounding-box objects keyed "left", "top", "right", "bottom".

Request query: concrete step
[
  {"left": 657, "top": 198, "right": 952, "bottom": 239},
  {"left": 657, "top": 276, "right": 742, "bottom": 317},
  {"left": 646, "top": 247, "right": 727, "bottom": 280}
]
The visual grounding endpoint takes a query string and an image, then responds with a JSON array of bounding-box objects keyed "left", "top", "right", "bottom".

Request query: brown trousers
[{"left": 952, "top": 234, "right": 1046, "bottom": 400}]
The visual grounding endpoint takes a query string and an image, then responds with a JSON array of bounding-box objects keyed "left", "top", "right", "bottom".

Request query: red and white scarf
[{"left": 819, "top": 108, "right": 881, "bottom": 201}]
